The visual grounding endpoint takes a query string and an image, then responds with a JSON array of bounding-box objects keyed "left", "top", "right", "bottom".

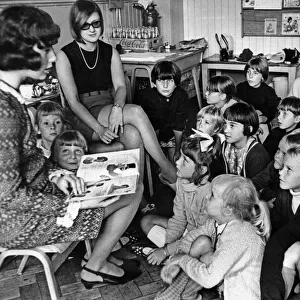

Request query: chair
[{"left": 0, "top": 240, "right": 92, "bottom": 300}]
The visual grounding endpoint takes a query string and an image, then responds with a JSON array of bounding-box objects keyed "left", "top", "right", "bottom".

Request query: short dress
[
  {"left": 61, "top": 40, "right": 115, "bottom": 141},
  {"left": 0, "top": 80, "right": 105, "bottom": 249}
]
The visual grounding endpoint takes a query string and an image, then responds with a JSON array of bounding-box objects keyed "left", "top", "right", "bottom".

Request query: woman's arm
[
  {"left": 56, "top": 50, "right": 115, "bottom": 143},
  {"left": 108, "top": 48, "right": 127, "bottom": 134}
]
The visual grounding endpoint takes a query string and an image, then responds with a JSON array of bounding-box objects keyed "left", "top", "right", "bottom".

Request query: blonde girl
[
  {"left": 156, "top": 174, "right": 271, "bottom": 300},
  {"left": 139, "top": 134, "right": 221, "bottom": 265}
]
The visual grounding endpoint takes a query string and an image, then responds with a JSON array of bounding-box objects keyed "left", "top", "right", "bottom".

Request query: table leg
[
  {"left": 201, "top": 64, "right": 208, "bottom": 99},
  {"left": 192, "top": 65, "right": 202, "bottom": 109},
  {"left": 288, "top": 68, "right": 296, "bottom": 91}
]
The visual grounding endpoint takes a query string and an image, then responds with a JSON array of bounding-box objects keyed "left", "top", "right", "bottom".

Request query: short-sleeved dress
[{"left": 0, "top": 80, "right": 104, "bottom": 249}]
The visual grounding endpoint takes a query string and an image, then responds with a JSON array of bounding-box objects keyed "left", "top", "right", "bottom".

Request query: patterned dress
[{"left": 0, "top": 80, "right": 104, "bottom": 249}]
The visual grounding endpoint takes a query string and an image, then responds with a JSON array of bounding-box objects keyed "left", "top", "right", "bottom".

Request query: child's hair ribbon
[{"left": 191, "top": 129, "right": 214, "bottom": 152}]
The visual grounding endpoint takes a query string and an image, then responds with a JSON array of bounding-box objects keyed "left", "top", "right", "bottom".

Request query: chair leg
[
  {"left": 17, "top": 255, "right": 30, "bottom": 275},
  {"left": 85, "top": 240, "right": 92, "bottom": 259},
  {"left": 145, "top": 152, "right": 154, "bottom": 197}
]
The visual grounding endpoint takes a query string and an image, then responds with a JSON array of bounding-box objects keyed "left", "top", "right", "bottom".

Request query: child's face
[
  {"left": 196, "top": 114, "right": 216, "bottom": 135},
  {"left": 274, "top": 137, "right": 289, "bottom": 170},
  {"left": 55, "top": 144, "right": 85, "bottom": 171},
  {"left": 37, "top": 114, "right": 64, "bottom": 144},
  {"left": 246, "top": 68, "right": 263, "bottom": 88},
  {"left": 155, "top": 79, "right": 176, "bottom": 98},
  {"left": 175, "top": 150, "right": 195, "bottom": 179},
  {"left": 278, "top": 109, "right": 299, "bottom": 131},
  {"left": 205, "top": 90, "right": 225, "bottom": 107},
  {"left": 224, "top": 119, "right": 248, "bottom": 148},
  {"left": 204, "top": 183, "right": 225, "bottom": 222},
  {"left": 279, "top": 153, "right": 300, "bottom": 192}
]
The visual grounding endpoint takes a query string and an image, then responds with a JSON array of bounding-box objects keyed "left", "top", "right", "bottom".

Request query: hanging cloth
[{"left": 109, "top": 0, "right": 124, "bottom": 10}]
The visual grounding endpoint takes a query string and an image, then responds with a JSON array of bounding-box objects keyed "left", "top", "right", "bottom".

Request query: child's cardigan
[{"left": 178, "top": 219, "right": 265, "bottom": 300}]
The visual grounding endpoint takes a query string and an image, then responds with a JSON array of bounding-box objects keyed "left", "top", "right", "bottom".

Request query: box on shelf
[{"left": 109, "top": 37, "right": 163, "bottom": 51}]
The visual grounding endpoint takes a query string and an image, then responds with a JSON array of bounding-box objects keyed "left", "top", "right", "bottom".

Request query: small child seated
[
  {"left": 263, "top": 96, "right": 300, "bottom": 158},
  {"left": 140, "top": 134, "right": 221, "bottom": 266},
  {"left": 155, "top": 174, "right": 271, "bottom": 300},
  {"left": 236, "top": 56, "right": 280, "bottom": 124},
  {"left": 140, "top": 60, "right": 189, "bottom": 163},
  {"left": 205, "top": 75, "right": 238, "bottom": 114},
  {"left": 35, "top": 101, "right": 67, "bottom": 158},
  {"left": 222, "top": 102, "right": 270, "bottom": 178}
]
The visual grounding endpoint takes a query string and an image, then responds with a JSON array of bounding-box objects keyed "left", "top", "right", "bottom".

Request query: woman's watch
[{"left": 113, "top": 103, "right": 124, "bottom": 110}]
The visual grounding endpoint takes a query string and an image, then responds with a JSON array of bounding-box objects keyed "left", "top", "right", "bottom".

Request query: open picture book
[{"left": 67, "top": 149, "right": 140, "bottom": 205}]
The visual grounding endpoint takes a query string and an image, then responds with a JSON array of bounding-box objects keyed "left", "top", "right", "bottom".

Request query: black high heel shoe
[
  {"left": 81, "top": 256, "right": 141, "bottom": 269},
  {"left": 81, "top": 265, "right": 141, "bottom": 289}
]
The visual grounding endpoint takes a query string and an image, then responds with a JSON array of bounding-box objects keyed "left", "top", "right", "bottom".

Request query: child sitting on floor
[
  {"left": 139, "top": 134, "right": 221, "bottom": 265},
  {"left": 156, "top": 174, "right": 271, "bottom": 300},
  {"left": 35, "top": 101, "right": 68, "bottom": 158},
  {"left": 236, "top": 56, "right": 280, "bottom": 124},
  {"left": 205, "top": 75, "right": 239, "bottom": 114},
  {"left": 139, "top": 60, "right": 189, "bottom": 164},
  {"left": 263, "top": 96, "right": 300, "bottom": 158},
  {"left": 222, "top": 102, "right": 270, "bottom": 178}
]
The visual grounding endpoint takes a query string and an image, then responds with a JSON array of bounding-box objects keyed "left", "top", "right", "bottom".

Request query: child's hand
[
  {"left": 55, "top": 174, "right": 85, "bottom": 196},
  {"left": 147, "top": 248, "right": 167, "bottom": 265}
]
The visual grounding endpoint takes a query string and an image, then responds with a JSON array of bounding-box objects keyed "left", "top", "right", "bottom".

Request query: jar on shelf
[{"left": 142, "top": 4, "right": 159, "bottom": 27}]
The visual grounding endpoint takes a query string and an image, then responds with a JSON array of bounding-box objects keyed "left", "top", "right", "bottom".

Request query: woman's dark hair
[
  {"left": 224, "top": 102, "right": 259, "bottom": 136},
  {"left": 151, "top": 61, "right": 182, "bottom": 86},
  {"left": 244, "top": 56, "right": 269, "bottom": 81},
  {"left": 70, "top": 0, "right": 104, "bottom": 43},
  {"left": 0, "top": 5, "right": 60, "bottom": 71},
  {"left": 207, "top": 75, "right": 237, "bottom": 102},
  {"left": 181, "top": 135, "right": 221, "bottom": 185}
]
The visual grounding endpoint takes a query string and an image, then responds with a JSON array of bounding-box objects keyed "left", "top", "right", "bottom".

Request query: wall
[{"left": 183, "top": 0, "right": 300, "bottom": 58}]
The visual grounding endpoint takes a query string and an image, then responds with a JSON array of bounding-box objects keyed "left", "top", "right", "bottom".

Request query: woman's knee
[
  {"left": 190, "top": 235, "right": 213, "bottom": 258},
  {"left": 283, "top": 242, "right": 300, "bottom": 268},
  {"left": 123, "top": 104, "right": 147, "bottom": 123}
]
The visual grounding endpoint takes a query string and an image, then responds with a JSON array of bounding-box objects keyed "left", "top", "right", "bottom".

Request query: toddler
[
  {"left": 237, "top": 56, "right": 280, "bottom": 123},
  {"left": 140, "top": 61, "right": 189, "bottom": 163},
  {"left": 35, "top": 101, "right": 67, "bottom": 158},
  {"left": 156, "top": 174, "right": 271, "bottom": 300},
  {"left": 222, "top": 102, "right": 270, "bottom": 178},
  {"left": 263, "top": 96, "right": 300, "bottom": 158},
  {"left": 139, "top": 134, "right": 221, "bottom": 265},
  {"left": 205, "top": 75, "right": 239, "bottom": 114}
]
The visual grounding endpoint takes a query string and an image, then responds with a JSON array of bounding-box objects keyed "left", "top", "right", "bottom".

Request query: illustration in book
[{"left": 67, "top": 149, "right": 140, "bottom": 203}]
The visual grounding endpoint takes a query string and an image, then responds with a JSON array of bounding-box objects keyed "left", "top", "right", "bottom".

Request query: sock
[{"left": 282, "top": 266, "right": 296, "bottom": 299}]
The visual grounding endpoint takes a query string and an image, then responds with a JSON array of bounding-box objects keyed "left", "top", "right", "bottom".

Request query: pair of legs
[
  {"left": 95, "top": 104, "right": 177, "bottom": 184},
  {"left": 282, "top": 241, "right": 300, "bottom": 299},
  {"left": 80, "top": 181, "right": 143, "bottom": 282}
]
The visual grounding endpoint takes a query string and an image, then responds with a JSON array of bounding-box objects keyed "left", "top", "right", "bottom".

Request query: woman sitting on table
[
  {"left": 0, "top": 5, "right": 143, "bottom": 287},
  {"left": 56, "top": 0, "right": 177, "bottom": 185}
]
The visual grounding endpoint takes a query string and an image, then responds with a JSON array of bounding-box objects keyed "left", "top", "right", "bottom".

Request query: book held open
[{"left": 67, "top": 149, "right": 140, "bottom": 204}]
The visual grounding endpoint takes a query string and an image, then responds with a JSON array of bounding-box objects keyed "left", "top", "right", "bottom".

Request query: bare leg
[
  {"left": 89, "top": 141, "right": 124, "bottom": 154},
  {"left": 140, "top": 214, "right": 168, "bottom": 235},
  {"left": 97, "top": 104, "right": 176, "bottom": 184},
  {"left": 80, "top": 181, "right": 143, "bottom": 282}
]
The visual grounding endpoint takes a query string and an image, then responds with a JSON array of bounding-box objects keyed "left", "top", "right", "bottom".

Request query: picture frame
[
  {"left": 242, "top": 0, "right": 255, "bottom": 8},
  {"left": 264, "top": 18, "right": 277, "bottom": 35},
  {"left": 283, "top": 0, "right": 300, "bottom": 8},
  {"left": 282, "top": 13, "right": 300, "bottom": 35}
]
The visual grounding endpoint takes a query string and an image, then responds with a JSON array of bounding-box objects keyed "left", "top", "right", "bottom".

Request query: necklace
[{"left": 78, "top": 43, "right": 99, "bottom": 70}]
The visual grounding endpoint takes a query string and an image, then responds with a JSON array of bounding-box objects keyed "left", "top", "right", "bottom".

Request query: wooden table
[
  {"left": 120, "top": 49, "right": 206, "bottom": 109},
  {"left": 201, "top": 54, "right": 300, "bottom": 94}
]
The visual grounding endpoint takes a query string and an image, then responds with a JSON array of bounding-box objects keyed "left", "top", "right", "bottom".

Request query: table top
[
  {"left": 203, "top": 54, "right": 299, "bottom": 68},
  {"left": 120, "top": 48, "right": 206, "bottom": 65}
]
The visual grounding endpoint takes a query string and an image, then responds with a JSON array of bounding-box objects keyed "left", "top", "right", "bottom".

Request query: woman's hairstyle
[
  {"left": 278, "top": 96, "right": 300, "bottom": 116},
  {"left": 0, "top": 5, "right": 60, "bottom": 71},
  {"left": 70, "top": 0, "right": 104, "bottom": 43},
  {"left": 212, "top": 174, "right": 271, "bottom": 240},
  {"left": 244, "top": 56, "right": 269, "bottom": 81},
  {"left": 207, "top": 75, "right": 237, "bottom": 102},
  {"left": 36, "top": 101, "right": 66, "bottom": 125},
  {"left": 197, "top": 105, "right": 224, "bottom": 134},
  {"left": 151, "top": 61, "right": 181, "bottom": 86},
  {"left": 224, "top": 102, "right": 259, "bottom": 136},
  {"left": 181, "top": 135, "right": 221, "bottom": 185},
  {"left": 51, "top": 130, "right": 88, "bottom": 161}
]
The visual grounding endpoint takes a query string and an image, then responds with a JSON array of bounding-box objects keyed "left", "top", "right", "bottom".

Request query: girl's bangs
[{"left": 157, "top": 74, "right": 174, "bottom": 81}]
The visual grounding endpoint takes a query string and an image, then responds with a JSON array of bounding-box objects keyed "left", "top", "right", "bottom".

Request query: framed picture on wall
[
  {"left": 283, "top": 0, "right": 300, "bottom": 8},
  {"left": 242, "top": 0, "right": 255, "bottom": 8},
  {"left": 264, "top": 18, "right": 277, "bottom": 34},
  {"left": 282, "top": 13, "right": 300, "bottom": 34}
]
